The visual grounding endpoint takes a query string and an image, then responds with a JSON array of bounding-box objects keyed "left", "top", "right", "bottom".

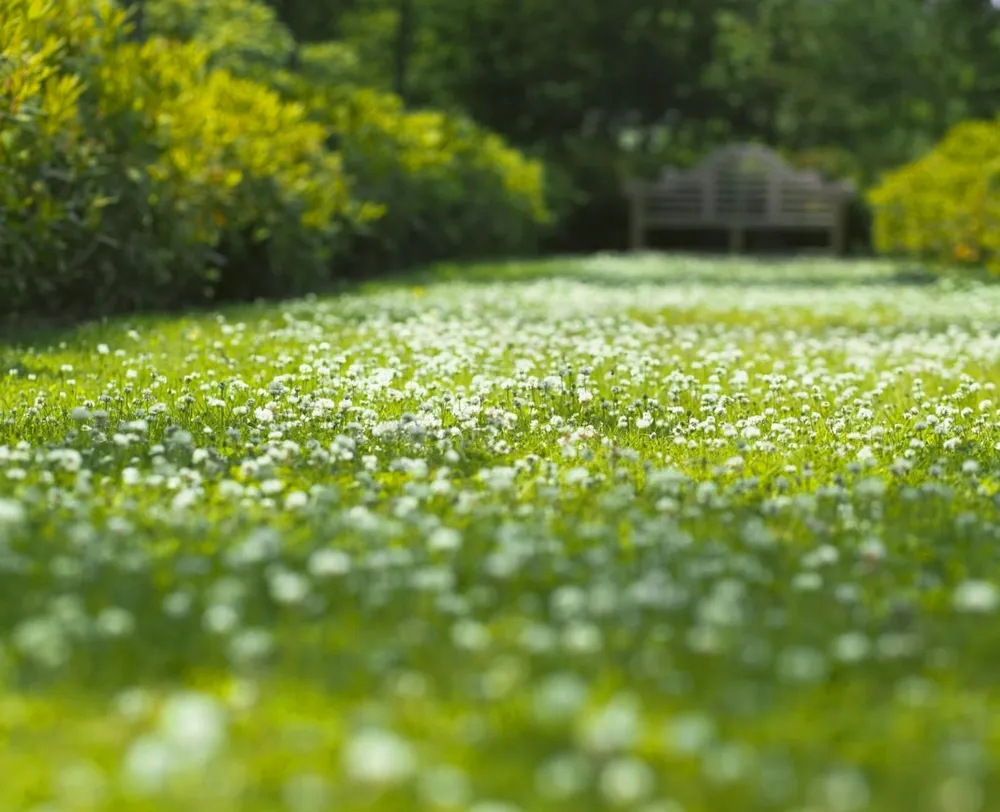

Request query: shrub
[
  {"left": 295, "top": 41, "right": 371, "bottom": 90},
  {"left": 868, "top": 120, "right": 1000, "bottom": 272},
  {"left": 300, "top": 84, "right": 550, "bottom": 273},
  {"left": 1, "top": 0, "right": 549, "bottom": 320},
  {"left": 0, "top": 0, "right": 360, "bottom": 318},
  {"left": 142, "top": 0, "right": 295, "bottom": 79},
  {"left": 0, "top": 0, "right": 157, "bottom": 315},
  {"left": 144, "top": 0, "right": 551, "bottom": 275}
]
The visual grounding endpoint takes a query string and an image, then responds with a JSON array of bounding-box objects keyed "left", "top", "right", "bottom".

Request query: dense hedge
[
  {"left": 286, "top": 82, "right": 549, "bottom": 274},
  {"left": 143, "top": 0, "right": 296, "bottom": 79},
  {"left": 868, "top": 120, "right": 1000, "bottom": 273},
  {"left": 144, "top": 0, "right": 549, "bottom": 274},
  {"left": 0, "top": 0, "right": 549, "bottom": 318}
]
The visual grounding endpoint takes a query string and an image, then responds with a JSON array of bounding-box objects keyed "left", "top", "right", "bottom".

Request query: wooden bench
[{"left": 623, "top": 144, "right": 856, "bottom": 255}]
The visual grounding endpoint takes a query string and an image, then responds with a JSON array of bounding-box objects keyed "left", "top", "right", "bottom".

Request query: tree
[{"left": 258, "top": 0, "right": 1000, "bottom": 250}]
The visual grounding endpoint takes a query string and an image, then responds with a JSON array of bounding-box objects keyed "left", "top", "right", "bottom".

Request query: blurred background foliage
[
  {"left": 3, "top": 0, "right": 1000, "bottom": 318},
  {"left": 264, "top": 0, "right": 1000, "bottom": 255}
]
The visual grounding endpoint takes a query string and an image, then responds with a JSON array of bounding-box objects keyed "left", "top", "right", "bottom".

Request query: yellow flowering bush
[
  {"left": 93, "top": 36, "right": 360, "bottom": 299},
  {"left": 295, "top": 83, "right": 550, "bottom": 272},
  {"left": 1, "top": 0, "right": 131, "bottom": 312},
  {"left": 868, "top": 120, "right": 1000, "bottom": 274},
  {"left": 144, "top": 0, "right": 550, "bottom": 274},
  {"left": 0, "top": 0, "right": 358, "bottom": 317},
  {"left": 1, "top": 0, "right": 550, "bottom": 317},
  {"left": 142, "top": 0, "right": 295, "bottom": 80}
]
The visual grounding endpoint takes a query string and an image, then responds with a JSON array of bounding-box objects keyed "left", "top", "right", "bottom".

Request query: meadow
[{"left": 2, "top": 254, "right": 1000, "bottom": 811}]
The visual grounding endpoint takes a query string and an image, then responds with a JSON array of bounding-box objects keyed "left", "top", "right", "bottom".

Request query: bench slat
[{"left": 625, "top": 144, "right": 853, "bottom": 254}]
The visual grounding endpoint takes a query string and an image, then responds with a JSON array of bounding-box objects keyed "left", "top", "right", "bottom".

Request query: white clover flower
[
  {"left": 260, "top": 479, "right": 285, "bottom": 495},
  {"left": 157, "top": 692, "right": 229, "bottom": 767},
  {"left": 953, "top": 580, "right": 1000, "bottom": 614},
  {"left": 666, "top": 713, "right": 716, "bottom": 754},
  {"left": 478, "top": 466, "right": 518, "bottom": 491},
  {"left": 217, "top": 479, "right": 244, "bottom": 499},
  {"left": 96, "top": 607, "right": 136, "bottom": 637},
  {"left": 308, "top": 548, "right": 352, "bottom": 577},
  {"left": 831, "top": 631, "right": 872, "bottom": 664},
  {"left": 121, "top": 736, "right": 174, "bottom": 795},
  {"left": 777, "top": 646, "right": 828, "bottom": 683},
  {"left": 0, "top": 498, "right": 26, "bottom": 525},
  {"left": 227, "top": 628, "right": 275, "bottom": 666},
  {"left": 418, "top": 766, "right": 471, "bottom": 808},
  {"left": 451, "top": 619, "right": 490, "bottom": 651},
  {"left": 579, "top": 694, "right": 641, "bottom": 754},
  {"left": 342, "top": 728, "right": 417, "bottom": 785},
  {"left": 162, "top": 592, "right": 193, "bottom": 617},
  {"left": 284, "top": 491, "right": 308, "bottom": 510},
  {"left": 532, "top": 673, "right": 589, "bottom": 723},
  {"left": 171, "top": 489, "right": 199, "bottom": 511},
  {"left": 564, "top": 622, "right": 604, "bottom": 653},
  {"left": 428, "top": 526, "right": 461, "bottom": 552},
  {"left": 203, "top": 604, "right": 240, "bottom": 635},
  {"left": 599, "top": 757, "right": 655, "bottom": 807},
  {"left": 821, "top": 768, "right": 870, "bottom": 812},
  {"left": 12, "top": 616, "right": 69, "bottom": 668},
  {"left": 535, "top": 752, "right": 590, "bottom": 799},
  {"left": 268, "top": 571, "right": 310, "bottom": 605}
]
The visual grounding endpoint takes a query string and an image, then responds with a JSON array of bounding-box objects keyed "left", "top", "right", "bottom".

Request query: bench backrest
[{"left": 626, "top": 144, "right": 855, "bottom": 228}]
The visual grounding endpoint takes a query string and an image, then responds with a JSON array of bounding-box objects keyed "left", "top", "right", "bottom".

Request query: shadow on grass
[{"left": 0, "top": 298, "right": 285, "bottom": 364}]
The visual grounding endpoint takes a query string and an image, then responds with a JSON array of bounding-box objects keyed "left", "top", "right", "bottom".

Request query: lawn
[{"left": 2, "top": 253, "right": 1000, "bottom": 811}]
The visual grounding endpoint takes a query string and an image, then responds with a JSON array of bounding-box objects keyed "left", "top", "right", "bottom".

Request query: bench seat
[{"left": 624, "top": 144, "right": 855, "bottom": 254}]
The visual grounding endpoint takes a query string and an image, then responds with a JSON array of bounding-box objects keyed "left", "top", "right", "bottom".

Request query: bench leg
[
  {"left": 728, "top": 227, "right": 745, "bottom": 255},
  {"left": 829, "top": 220, "right": 845, "bottom": 256},
  {"left": 629, "top": 198, "right": 646, "bottom": 252},
  {"left": 630, "top": 221, "right": 645, "bottom": 252}
]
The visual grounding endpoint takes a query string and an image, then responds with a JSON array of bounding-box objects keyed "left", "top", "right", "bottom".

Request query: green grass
[{"left": 3, "top": 253, "right": 1000, "bottom": 810}]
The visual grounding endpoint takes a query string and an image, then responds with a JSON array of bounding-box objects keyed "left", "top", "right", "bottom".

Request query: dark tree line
[{"left": 238, "top": 0, "right": 1000, "bottom": 249}]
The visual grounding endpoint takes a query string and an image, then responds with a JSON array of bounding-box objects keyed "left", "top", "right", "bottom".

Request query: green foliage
[
  {"left": 0, "top": 0, "right": 549, "bottom": 319},
  {"left": 332, "top": 2, "right": 400, "bottom": 91},
  {"left": 147, "top": 0, "right": 550, "bottom": 274},
  {"left": 143, "top": 0, "right": 295, "bottom": 78},
  {"left": 0, "top": 0, "right": 213, "bottom": 315},
  {"left": 721, "top": 0, "right": 969, "bottom": 182},
  {"left": 265, "top": 0, "right": 347, "bottom": 43},
  {"left": 295, "top": 41, "right": 371, "bottom": 89},
  {"left": 0, "top": 0, "right": 360, "bottom": 317},
  {"left": 289, "top": 81, "right": 550, "bottom": 272},
  {"left": 868, "top": 119, "right": 1000, "bottom": 273},
  {"left": 261, "top": 0, "right": 1000, "bottom": 252}
]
